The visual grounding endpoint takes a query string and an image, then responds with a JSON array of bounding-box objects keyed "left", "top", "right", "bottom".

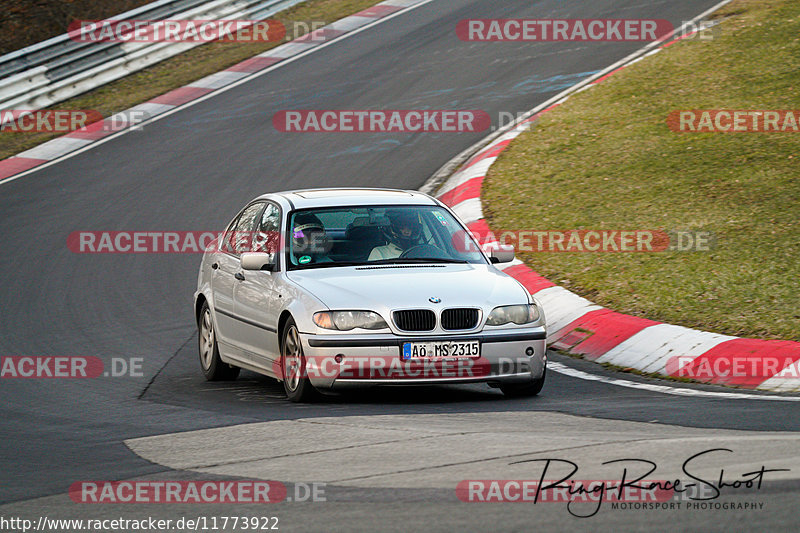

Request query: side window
[
  {"left": 222, "top": 202, "right": 265, "bottom": 256},
  {"left": 220, "top": 215, "right": 241, "bottom": 255},
  {"left": 253, "top": 203, "right": 282, "bottom": 254}
]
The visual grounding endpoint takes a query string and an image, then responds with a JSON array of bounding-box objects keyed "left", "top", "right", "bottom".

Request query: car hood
[{"left": 285, "top": 263, "right": 528, "bottom": 311}]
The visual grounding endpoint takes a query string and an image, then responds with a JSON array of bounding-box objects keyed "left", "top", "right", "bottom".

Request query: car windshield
[{"left": 286, "top": 205, "right": 487, "bottom": 269}]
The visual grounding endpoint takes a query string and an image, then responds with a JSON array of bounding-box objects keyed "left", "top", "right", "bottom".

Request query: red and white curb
[
  {"left": 0, "top": 0, "right": 430, "bottom": 185},
  {"left": 433, "top": 3, "right": 800, "bottom": 394}
]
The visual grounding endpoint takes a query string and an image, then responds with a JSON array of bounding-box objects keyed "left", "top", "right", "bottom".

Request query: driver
[
  {"left": 291, "top": 213, "right": 332, "bottom": 264},
  {"left": 368, "top": 210, "right": 422, "bottom": 260}
]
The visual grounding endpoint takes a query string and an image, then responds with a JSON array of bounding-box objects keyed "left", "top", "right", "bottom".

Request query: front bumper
[{"left": 299, "top": 327, "right": 546, "bottom": 389}]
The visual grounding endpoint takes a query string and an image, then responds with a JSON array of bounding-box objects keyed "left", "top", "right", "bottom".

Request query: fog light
[
  {"left": 335, "top": 354, "right": 344, "bottom": 363},
  {"left": 525, "top": 347, "right": 534, "bottom": 356}
]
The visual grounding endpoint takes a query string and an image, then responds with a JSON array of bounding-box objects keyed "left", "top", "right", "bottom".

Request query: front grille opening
[
  {"left": 393, "top": 309, "right": 436, "bottom": 332},
  {"left": 441, "top": 308, "right": 479, "bottom": 330}
]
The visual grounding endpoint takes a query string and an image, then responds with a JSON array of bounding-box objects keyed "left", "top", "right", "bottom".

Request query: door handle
[
  {"left": 211, "top": 263, "right": 218, "bottom": 270},
  {"left": 234, "top": 272, "right": 245, "bottom": 281}
]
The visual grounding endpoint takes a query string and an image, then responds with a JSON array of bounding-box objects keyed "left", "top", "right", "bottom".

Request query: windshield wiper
[
  {"left": 292, "top": 258, "right": 472, "bottom": 269},
  {"left": 292, "top": 261, "right": 365, "bottom": 269},
  {"left": 374, "top": 258, "right": 470, "bottom": 264}
]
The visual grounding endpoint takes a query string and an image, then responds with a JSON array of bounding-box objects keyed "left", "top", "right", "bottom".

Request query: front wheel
[
  {"left": 198, "top": 302, "right": 240, "bottom": 381},
  {"left": 281, "top": 318, "right": 318, "bottom": 402},
  {"left": 500, "top": 366, "right": 546, "bottom": 398}
]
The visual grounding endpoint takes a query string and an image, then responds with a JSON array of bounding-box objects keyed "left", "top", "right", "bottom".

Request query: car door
[
  {"left": 234, "top": 202, "right": 282, "bottom": 367},
  {"left": 211, "top": 201, "right": 266, "bottom": 358}
]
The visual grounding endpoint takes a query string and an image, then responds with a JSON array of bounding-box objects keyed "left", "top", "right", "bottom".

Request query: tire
[
  {"left": 501, "top": 366, "right": 546, "bottom": 398},
  {"left": 198, "top": 302, "right": 240, "bottom": 381},
  {"left": 281, "top": 317, "right": 318, "bottom": 402}
]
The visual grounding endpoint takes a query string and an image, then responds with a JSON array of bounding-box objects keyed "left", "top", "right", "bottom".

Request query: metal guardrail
[{"left": 0, "top": 0, "right": 305, "bottom": 122}]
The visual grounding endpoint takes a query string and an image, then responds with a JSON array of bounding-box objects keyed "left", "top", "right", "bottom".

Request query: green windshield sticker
[
  {"left": 299, "top": 255, "right": 312, "bottom": 264},
  {"left": 433, "top": 211, "right": 449, "bottom": 225}
]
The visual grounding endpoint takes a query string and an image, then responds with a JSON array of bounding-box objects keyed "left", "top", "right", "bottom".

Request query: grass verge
[
  {"left": 0, "top": 0, "right": 379, "bottom": 160},
  {"left": 483, "top": 0, "right": 799, "bottom": 341}
]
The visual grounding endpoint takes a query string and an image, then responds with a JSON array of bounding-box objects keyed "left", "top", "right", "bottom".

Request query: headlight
[
  {"left": 486, "top": 304, "right": 540, "bottom": 326},
  {"left": 313, "top": 311, "right": 388, "bottom": 331}
]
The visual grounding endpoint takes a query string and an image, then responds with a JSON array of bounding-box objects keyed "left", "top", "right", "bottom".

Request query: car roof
[{"left": 261, "top": 188, "right": 439, "bottom": 209}]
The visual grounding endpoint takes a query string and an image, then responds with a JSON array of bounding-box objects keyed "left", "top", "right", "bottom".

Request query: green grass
[
  {"left": 482, "top": 0, "right": 800, "bottom": 341},
  {"left": 0, "top": 0, "right": 379, "bottom": 160}
]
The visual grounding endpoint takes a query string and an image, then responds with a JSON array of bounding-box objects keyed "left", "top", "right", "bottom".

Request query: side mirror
[
  {"left": 240, "top": 252, "right": 276, "bottom": 271},
  {"left": 483, "top": 243, "right": 515, "bottom": 264}
]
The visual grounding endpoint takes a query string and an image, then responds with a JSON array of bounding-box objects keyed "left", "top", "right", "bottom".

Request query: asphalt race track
[{"left": 1, "top": 0, "right": 798, "bottom": 531}]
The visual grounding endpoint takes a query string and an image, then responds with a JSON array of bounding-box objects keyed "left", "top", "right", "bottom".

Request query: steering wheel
[{"left": 399, "top": 244, "right": 446, "bottom": 259}]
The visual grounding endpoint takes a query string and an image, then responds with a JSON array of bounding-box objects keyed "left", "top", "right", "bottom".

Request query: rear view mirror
[
  {"left": 240, "top": 252, "right": 276, "bottom": 271},
  {"left": 483, "top": 243, "right": 515, "bottom": 264}
]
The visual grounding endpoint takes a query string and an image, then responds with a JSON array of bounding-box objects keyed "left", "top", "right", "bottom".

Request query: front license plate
[{"left": 402, "top": 340, "right": 480, "bottom": 360}]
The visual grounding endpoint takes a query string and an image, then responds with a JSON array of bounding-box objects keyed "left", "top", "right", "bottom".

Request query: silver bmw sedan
[{"left": 194, "top": 188, "right": 546, "bottom": 402}]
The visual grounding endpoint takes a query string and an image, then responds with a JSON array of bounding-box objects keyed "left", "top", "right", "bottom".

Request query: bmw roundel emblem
[{"left": 429, "top": 297, "right": 442, "bottom": 304}]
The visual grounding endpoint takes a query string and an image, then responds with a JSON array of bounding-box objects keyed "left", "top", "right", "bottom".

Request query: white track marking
[
  {"left": 494, "top": 258, "right": 524, "bottom": 271},
  {"left": 595, "top": 324, "right": 736, "bottom": 372},
  {"left": 16, "top": 137, "right": 93, "bottom": 160},
  {"left": 328, "top": 15, "right": 377, "bottom": 32},
  {"left": 532, "top": 286, "right": 602, "bottom": 337},
  {"left": 188, "top": 70, "right": 251, "bottom": 89},
  {"left": 437, "top": 157, "right": 495, "bottom": 195},
  {"left": 260, "top": 41, "right": 318, "bottom": 58},
  {"left": 549, "top": 361, "right": 800, "bottom": 402},
  {"left": 449, "top": 197, "right": 483, "bottom": 224},
  {"left": 759, "top": 361, "right": 800, "bottom": 392}
]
